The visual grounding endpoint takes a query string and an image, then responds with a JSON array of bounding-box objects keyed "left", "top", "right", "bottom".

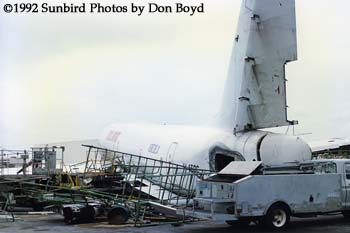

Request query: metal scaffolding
[
  {"left": 0, "top": 144, "right": 212, "bottom": 226},
  {"left": 80, "top": 144, "right": 211, "bottom": 205}
]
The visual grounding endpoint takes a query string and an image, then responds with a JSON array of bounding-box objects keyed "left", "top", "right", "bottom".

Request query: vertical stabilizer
[{"left": 219, "top": 0, "right": 298, "bottom": 133}]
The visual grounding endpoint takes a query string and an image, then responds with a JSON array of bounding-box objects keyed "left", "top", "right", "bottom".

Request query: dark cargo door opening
[{"left": 209, "top": 147, "right": 244, "bottom": 172}]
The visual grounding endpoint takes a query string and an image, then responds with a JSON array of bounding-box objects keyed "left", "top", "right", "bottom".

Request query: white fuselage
[{"left": 99, "top": 123, "right": 311, "bottom": 171}]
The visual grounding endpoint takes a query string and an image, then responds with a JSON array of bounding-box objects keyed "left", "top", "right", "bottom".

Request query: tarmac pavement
[{"left": 0, "top": 214, "right": 350, "bottom": 233}]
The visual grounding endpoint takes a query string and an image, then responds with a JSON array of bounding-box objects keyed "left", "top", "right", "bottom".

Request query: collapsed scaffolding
[
  {"left": 80, "top": 145, "right": 209, "bottom": 203},
  {"left": 0, "top": 145, "right": 211, "bottom": 226}
]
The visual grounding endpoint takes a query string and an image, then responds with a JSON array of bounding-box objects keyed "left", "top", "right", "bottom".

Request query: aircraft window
[
  {"left": 345, "top": 164, "right": 350, "bottom": 179},
  {"left": 148, "top": 144, "right": 160, "bottom": 154}
]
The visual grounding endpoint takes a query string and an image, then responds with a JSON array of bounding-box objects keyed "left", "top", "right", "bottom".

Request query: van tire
[
  {"left": 263, "top": 203, "right": 290, "bottom": 230},
  {"left": 342, "top": 210, "right": 350, "bottom": 218}
]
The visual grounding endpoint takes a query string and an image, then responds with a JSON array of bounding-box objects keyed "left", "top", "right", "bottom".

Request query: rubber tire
[
  {"left": 63, "top": 207, "right": 74, "bottom": 224},
  {"left": 108, "top": 207, "right": 129, "bottom": 225},
  {"left": 263, "top": 203, "right": 290, "bottom": 231},
  {"left": 79, "top": 205, "right": 96, "bottom": 223},
  {"left": 31, "top": 199, "right": 44, "bottom": 211},
  {"left": 342, "top": 210, "right": 350, "bottom": 218}
]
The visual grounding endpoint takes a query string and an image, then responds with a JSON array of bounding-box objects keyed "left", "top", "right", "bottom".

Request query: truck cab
[{"left": 330, "top": 160, "right": 350, "bottom": 210}]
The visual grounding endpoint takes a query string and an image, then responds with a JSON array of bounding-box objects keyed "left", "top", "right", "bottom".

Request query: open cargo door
[{"left": 218, "top": 161, "right": 262, "bottom": 175}]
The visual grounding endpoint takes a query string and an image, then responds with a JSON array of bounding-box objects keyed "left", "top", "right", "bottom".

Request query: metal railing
[{"left": 81, "top": 144, "right": 211, "bottom": 205}]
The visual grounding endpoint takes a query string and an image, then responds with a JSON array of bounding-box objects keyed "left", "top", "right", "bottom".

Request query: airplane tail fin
[{"left": 218, "top": 0, "right": 298, "bottom": 133}]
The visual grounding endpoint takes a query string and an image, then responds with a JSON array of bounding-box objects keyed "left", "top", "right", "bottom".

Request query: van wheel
[{"left": 264, "top": 203, "right": 290, "bottom": 230}]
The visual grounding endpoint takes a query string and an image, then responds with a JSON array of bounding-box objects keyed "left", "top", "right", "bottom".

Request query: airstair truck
[{"left": 178, "top": 160, "right": 350, "bottom": 230}]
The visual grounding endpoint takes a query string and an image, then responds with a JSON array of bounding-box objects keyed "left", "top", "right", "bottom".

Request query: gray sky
[{"left": 1, "top": 0, "right": 350, "bottom": 149}]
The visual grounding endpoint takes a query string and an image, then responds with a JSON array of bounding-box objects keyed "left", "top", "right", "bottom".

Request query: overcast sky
[{"left": 1, "top": 0, "right": 350, "bottom": 149}]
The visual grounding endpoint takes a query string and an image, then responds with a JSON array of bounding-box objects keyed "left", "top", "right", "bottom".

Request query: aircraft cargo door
[{"left": 166, "top": 142, "right": 178, "bottom": 163}]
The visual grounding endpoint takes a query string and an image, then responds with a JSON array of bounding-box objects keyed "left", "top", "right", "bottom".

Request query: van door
[{"left": 344, "top": 163, "right": 350, "bottom": 207}]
